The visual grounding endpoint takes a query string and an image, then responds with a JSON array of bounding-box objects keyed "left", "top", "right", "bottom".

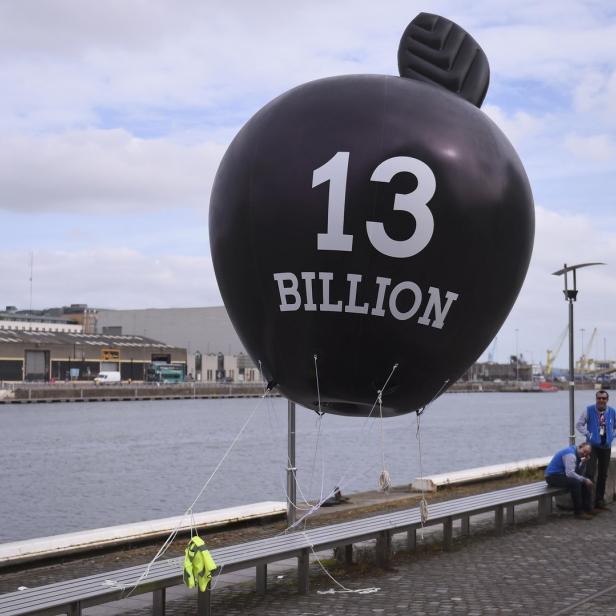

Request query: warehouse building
[
  {"left": 0, "top": 308, "right": 82, "bottom": 334},
  {"left": 0, "top": 330, "right": 186, "bottom": 382},
  {"left": 96, "top": 306, "right": 251, "bottom": 379}
]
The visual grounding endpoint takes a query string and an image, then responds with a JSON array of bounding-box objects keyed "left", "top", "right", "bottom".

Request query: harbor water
[{"left": 0, "top": 391, "right": 583, "bottom": 543}]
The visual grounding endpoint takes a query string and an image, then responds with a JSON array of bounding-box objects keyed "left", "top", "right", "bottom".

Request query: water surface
[{"left": 0, "top": 391, "right": 579, "bottom": 542}]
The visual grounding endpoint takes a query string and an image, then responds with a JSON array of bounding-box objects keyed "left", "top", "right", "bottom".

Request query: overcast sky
[{"left": 2, "top": 0, "right": 616, "bottom": 367}]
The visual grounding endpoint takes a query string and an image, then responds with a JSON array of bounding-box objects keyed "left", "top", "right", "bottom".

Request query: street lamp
[
  {"left": 580, "top": 327, "right": 586, "bottom": 378},
  {"left": 287, "top": 400, "right": 297, "bottom": 527},
  {"left": 553, "top": 262, "right": 605, "bottom": 445},
  {"left": 515, "top": 328, "right": 519, "bottom": 384}
]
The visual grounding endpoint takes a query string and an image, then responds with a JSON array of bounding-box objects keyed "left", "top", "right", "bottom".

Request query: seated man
[{"left": 545, "top": 443, "right": 593, "bottom": 519}]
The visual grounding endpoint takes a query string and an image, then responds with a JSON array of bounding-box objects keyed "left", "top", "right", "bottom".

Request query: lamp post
[
  {"left": 580, "top": 328, "right": 586, "bottom": 375},
  {"left": 287, "top": 400, "right": 297, "bottom": 527},
  {"left": 515, "top": 328, "right": 519, "bottom": 384},
  {"left": 553, "top": 262, "right": 605, "bottom": 445},
  {"left": 195, "top": 351, "right": 202, "bottom": 382}
]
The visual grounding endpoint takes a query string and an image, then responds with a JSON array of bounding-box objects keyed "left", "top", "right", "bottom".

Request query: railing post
[
  {"left": 506, "top": 504, "right": 515, "bottom": 526},
  {"left": 375, "top": 530, "right": 392, "bottom": 566},
  {"left": 443, "top": 518, "right": 453, "bottom": 551},
  {"left": 153, "top": 588, "right": 166, "bottom": 615},
  {"left": 67, "top": 602, "right": 82, "bottom": 616},
  {"left": 460, "top": 515, "right": 470, "bottom": 537},
  {"left": 197, "top": 587, "right": 211, "bottom": 616},
  {"left": 298, "top": 548, "right": 309, "bottom": 594},
  {"left": 334, "top": 544, "right": 353, "bottom": 564},
  {"left": 256, "top": 563, "right": 267, "bottom": 594},
  {"left": 407, "top": 527, "right": 417, "bottom": 550},
  {"left": 494, "top": 505, "right": 504, "bottom": 535},
  {"left": 538, "top": 495, "right": 551, "bottom": 523}
]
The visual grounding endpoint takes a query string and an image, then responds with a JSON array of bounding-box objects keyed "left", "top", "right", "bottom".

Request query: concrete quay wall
[{"left": 0, "top": 382, "right": 274, "bottom": 404}]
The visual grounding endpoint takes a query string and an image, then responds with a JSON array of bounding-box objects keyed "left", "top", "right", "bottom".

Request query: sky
[{"left": 2, "top": 0, "right": 616, "bottom": 367}]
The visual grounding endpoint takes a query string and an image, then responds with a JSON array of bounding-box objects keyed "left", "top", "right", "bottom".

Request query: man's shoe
[
  {"left": 594, "top": 503, "right": 610, "bottom": 511},
  {"left": 575, "top": 512, "right": 593, "bottom": 520}
]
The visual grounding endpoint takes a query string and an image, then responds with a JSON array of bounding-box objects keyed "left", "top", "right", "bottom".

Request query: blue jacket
[
  {"left": 545, "top": 445, "right": 578, "bottom": 477},
  {"left": 577, "top": 404, "right": 616, "bottom": 448}
]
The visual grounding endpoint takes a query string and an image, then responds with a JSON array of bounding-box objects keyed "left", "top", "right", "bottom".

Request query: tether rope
[
  {"left": 304, "top": 355, "right": 326, "bottom": 507},
  {"left": 306, "top": 538, "right": 380, "bottom": 595},
  {"left": 415, "top": 408, "right": 429, "bottom": 531},
  {"left": 550, "top": 580, "right": 616, "bottom": 614},
  {"left": 120, "top": 387, "right": 272, "bottom": 596},
  {"left": 263, "top": 395, "right": 317, "bottom": 513},
  {"left": 119, "top": 363, "right": 447, "bottom": 599},
  {"left": 377, "top": 388, "right": 392, "bottom": 493},
  {"left": 286, "top": 362, "right": 400, "bottom": 531},
  {"left": 273, "top": 362, "right": 402, "bottom": 596},
  {"left": 239, "top": 359, "right": 400, "bottom": 595},
  {"left": 414, "top": 378, "right": 450, "bottom": 537}
]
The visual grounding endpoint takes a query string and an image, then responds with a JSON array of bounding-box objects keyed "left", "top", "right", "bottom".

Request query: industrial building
[
  {"left": 95, "top": 306, "right": 255, "bottom": 380},
  {"left": 0, "top": 308, "right": 82, "bottom": 334},
  {"left": 463, "top": 358, "right": 534, "bottom": 382},
  {"left": 0, "top": 330, "right": 186, "bottom": 382},
  {"left": 0, "top": 305, "right": 261, "bottom": 383}
]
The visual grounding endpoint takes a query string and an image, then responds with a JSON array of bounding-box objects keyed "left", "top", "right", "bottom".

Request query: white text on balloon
[
  {"left": 273, "top": 272, "right": 459, "bottom": 328},
  {"left": 314, "top": 152, "right": 436, "bottom": 258}
]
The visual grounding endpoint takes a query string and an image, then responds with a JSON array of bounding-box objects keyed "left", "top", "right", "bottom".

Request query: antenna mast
[{"left": 29, "top": 252, "right": 33, "bottom": 313}]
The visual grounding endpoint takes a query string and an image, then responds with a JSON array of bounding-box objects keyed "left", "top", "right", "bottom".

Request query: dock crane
[
  {"left": 546, "top": 326, "right": 568, "bottom": 376},
  {"left": 577, "top": 327, "right": 598, "bottom": 374},
  {"left": 487, "top": 337, "right": 497, "bottom": 363}
]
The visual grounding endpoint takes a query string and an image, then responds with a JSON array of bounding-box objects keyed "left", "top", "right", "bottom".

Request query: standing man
[
  {"left": 576, "top": 389, "right": 616, "bottom": 510},
  {"left": 545, "top": 443, "right": 593, "bottom": 518}
]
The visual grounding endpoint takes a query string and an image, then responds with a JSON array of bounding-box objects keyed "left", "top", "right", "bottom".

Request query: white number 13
[{"left": 312, "top": 152, "right": 436, "bottom": 258}]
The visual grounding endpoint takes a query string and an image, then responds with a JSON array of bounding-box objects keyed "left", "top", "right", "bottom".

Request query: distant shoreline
[
  {"left": 0, "top": 382, "right": 274, "bottom": 404},
  {"left": 0, "top": 380, "right": 597, "bottom": 404}
]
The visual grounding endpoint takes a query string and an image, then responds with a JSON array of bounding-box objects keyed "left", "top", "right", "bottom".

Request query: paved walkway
[{"left": 83, "top": 504, "right": 616, "bottom": 615}]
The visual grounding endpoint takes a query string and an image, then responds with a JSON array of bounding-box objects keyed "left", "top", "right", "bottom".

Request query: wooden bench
[{"left": 0, "top": 481, "right": 566, "bottom": 616}]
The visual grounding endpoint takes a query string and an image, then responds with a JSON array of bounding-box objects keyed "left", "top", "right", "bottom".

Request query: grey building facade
[{"left": 96, "top": 306, "right": 247, "bottom": 377}]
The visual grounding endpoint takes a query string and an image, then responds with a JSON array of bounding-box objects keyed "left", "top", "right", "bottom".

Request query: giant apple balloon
[{"left": 209, "top": 13, "right": 534, "bottom": 416}]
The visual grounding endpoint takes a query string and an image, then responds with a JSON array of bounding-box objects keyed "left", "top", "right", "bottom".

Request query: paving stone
[
  {"left": 58, "top": 506, "right": 616, "bottom": 615},
  {"left": 4, "top": 497, "right": 616, "bottom": 615}
]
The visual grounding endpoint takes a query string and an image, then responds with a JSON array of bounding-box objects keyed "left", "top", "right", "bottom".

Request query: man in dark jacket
[
  {"left": 545, "top": 443, "right": 593, "bottom": 518},
  {"left": 576, "top": 389, "right": 616, "bottom": 510}
]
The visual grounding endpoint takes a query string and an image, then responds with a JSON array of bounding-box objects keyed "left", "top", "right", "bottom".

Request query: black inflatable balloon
[
  {"left": 398, "top": 12, "right": 490, "bottom": 107},
  {"left": 209, "top": 15, "right": 534, "bottom": 417}
]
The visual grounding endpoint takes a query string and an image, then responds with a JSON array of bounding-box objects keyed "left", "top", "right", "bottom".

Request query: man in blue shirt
[
  {"left": 545, "top": 443, "right": 593, "bottom": 519},
  {"left": 576, "top": 389, "right": 615, "bottom": 510}
]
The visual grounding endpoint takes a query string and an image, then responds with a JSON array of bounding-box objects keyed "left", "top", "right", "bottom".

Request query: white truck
[{"left": 94, "top": 371, "right": 121, "bottom": 385}]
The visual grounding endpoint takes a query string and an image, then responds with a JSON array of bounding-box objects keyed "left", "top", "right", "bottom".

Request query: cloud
[
  {"left": 573, "top": 69, "right": 616, "bottom": 121},
  {"left": 483, "top": 105, "right": 545, "bottom": 148},
  {"left": 2, "top": 203, "right": 614, "bottom": 370},
  {"left": 484, "top": 205, "right": 616, "bottom": 364},
  {"left": 0, "top": 247, "right": 223, "bottom": 309},
  {"left": 0, "top": 130, "right": 225, "bottom": 213},
  {"left": 476, "top": 12, "right": 616, "bottom": 84},
  {"left": 0, "top": 0, "right": 178, "bottom": 55},
  {"left": 4, "top": 3, "right": 614, "bottom": 140},
  {"left": 564, "top": 133, "right": 616, "bottom": 162},
  {"left": 2, "top": 0, "right": 616, "bottom": 368}
]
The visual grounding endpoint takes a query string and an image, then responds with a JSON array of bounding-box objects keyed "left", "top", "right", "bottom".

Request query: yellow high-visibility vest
[{"left": 183, "top": 536, "right": 217, "bottom": 592}]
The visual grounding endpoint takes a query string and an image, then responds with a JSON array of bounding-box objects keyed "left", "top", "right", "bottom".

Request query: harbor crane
[
  {"left": 546, "top": 326, "right": 568, "bottom": 376},
  {"left": 487, "top": 337, "right": 497, "bottom": 363},
  {"left": 577, "top": 326, "right": 597, "bottom": 374}
]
